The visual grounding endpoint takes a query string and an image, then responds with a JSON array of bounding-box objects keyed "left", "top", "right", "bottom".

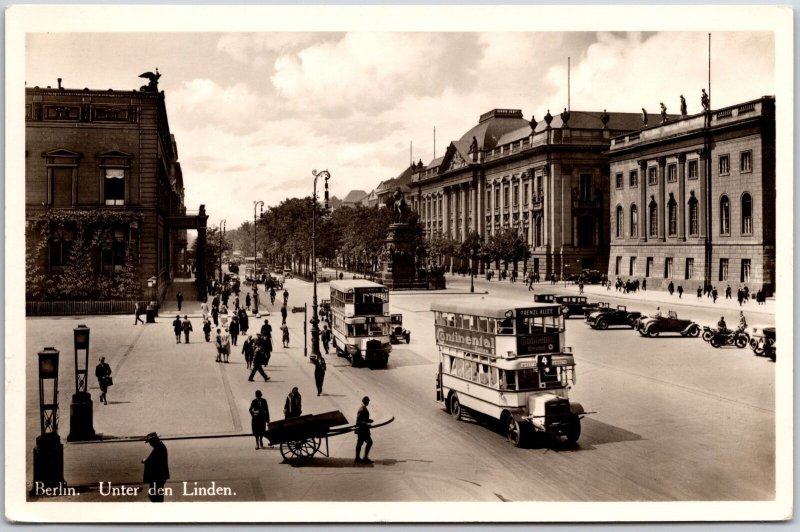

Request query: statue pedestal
[{"left": 379, "top": 224, "right": 445, "bottom": 290}]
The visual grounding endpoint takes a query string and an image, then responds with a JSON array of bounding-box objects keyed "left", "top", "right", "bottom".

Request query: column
[
  {"left": 638, "top": 160, "right": 648, "bottom": 242},
  {"left": 678, "top": 153, "right": 687, "bottom": 241},
  {"left": 657, "top": 156, "right": 666, "bottom": 241},
  {"left": 490, "top": 181, "right": 497, "bottom": 235},
  {"left": 476, "top": 174, "right": 484, "bottom": 236},
  {"left": 471, "top": 182, "right": 478, "bottom": 233},
  {"left": 442, "top": 188, "right": 449, "bottom": 238},
  {"left": 461, "top": 184, "right": 468, "bottom": 240}
]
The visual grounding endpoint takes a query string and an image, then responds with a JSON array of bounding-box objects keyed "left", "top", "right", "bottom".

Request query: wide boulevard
[{"left": 25, "top": 272, "right": 775, "bottom": 502}]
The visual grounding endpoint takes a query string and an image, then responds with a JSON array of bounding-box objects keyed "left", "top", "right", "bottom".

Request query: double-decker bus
[
  {"left": 432, "top": 298, "right": 587, "bottom": 446},
  {"left": 329, "top": 280, "right": 392, "bottom": 368}
]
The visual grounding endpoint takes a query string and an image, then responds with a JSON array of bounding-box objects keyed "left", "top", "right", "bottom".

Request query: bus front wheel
[
  {"left": 506, "top": 415, "right": 528, "bottom": 448},
  {"left": 449, "top": 394, "right": 462, "bottom": 421},
  {"left": 565, "top": 416, "right": 581, "bottom": 444}
]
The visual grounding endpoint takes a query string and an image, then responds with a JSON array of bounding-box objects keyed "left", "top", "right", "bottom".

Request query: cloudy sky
[{"left": 26, "top": 31, "right": 774, "bottom": 227}]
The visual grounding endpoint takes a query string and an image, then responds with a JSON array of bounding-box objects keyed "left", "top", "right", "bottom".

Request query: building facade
[
  {"left": 408, "top": 108, "right": 644, "bottom": 278},
  {"left": 606, "top": 96, "right": 775, "bottom": 295},
  {"left": 25, "top": 77, "right": 208, "bottom": 303}
]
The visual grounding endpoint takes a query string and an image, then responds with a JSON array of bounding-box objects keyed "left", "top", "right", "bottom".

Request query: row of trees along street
[{"left": 201, "top": 197, "right": 532, "bottom": 279}]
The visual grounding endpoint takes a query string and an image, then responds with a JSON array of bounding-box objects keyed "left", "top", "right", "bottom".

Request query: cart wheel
[{"left": 280, "top": 438, "right": 320, "bottom": 463}]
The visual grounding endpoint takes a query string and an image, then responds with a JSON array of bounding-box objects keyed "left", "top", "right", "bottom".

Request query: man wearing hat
[
  {"left": 355, "top": 396, "right": 374, "bottom": 464},
  {"left": 142, "top": 432, "right": 170, "bottom": 502},
  {"left": 249, "top": 390, "right": 269, "bottom": 450}
]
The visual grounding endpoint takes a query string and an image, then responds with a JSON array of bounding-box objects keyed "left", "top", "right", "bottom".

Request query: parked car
[
  {"left": 283, "top": 268, "right": 293, "bottom": 279},
  {"left": 583, "top": 301, "right": 611, "bottom": 318},
  {"left": 533, "top": 294, "right": 556, "bottom": 304},
  {"left": 586, "top": 305, "right": 642, "bottom": 329},
  {"left": 389, "top": 314, "right": 411, "bottom": 344},
  {"left": 637, "top": 311, "right": 700, "bottom": 337}
]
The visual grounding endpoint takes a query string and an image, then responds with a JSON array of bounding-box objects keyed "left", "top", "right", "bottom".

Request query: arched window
[
  {"left": 649, "top": 201, "right": 658, "bottom": 237},
  {"left": 615, "top": 206, "right": 624, "bottom": 238},
  {"left": 630, "top": 204, "right": 638, "bottom": 237},
  {"left": 667, "top": 199, "right": 677, "bottom": 236},
  {"left": 688, "top": 197, "right": 698, "bottom": 236},
  {"left": 741, "top": 193, "right": 752, "bottom": 235},
  {"left": 720, "top": 195, "right": 730, "bottom": 235}
]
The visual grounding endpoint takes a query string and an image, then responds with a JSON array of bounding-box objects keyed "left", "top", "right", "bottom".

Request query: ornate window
[
  {"left": 615, "top": 173, "right": 623, "bottom": 189},
  {"left": 629, "top": 170, "right": 638, "bottom": 187},
  {"left": 667, "top": 199, "right": 677, "bottom": 236},
  {"left": 718, "top": 155, "right": 730, "bottom": 176},
  {"left": 688, "top": 160, "right": 698, "bottom": 179},
  {"left": 615, "top": 206, "right": 624, "bottom": 238},
  {"left": 688, "top": 196, "right": 699, "bottom": 236},
  {"left": 100, "top": 227, "right": 127, "bottom": 273},
  {"left": 104, "top": 168, "right": 125, "bottom": 205},
  {"left": 630, "top": 204, "right": 638, "bottom": 237},
  {"left": 667, "top": 164, "right": 677, "bottom": 182},
  {"left": 740, "top": 151, "right": 752, "bottom": 172},
  {"left": 535, "top": 216, "right": 543, "bottom": 247},
  {"left": 648, "top": 167, "right": 657, "bottom": 185}
]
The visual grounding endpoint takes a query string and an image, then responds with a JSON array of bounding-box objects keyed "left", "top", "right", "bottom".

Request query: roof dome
[{"left": 457, "top": 109, "right": 530, "bottom": 152}]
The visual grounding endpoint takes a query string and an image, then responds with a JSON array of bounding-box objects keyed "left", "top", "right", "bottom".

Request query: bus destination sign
[
  {"left": 356, "top": 287, "right": 387, "bottom": 294},
  {"left": 516, "top": 306, "right": 560, "bottom": 318},
  {"left": 517, "top": 333, "right": 560, "bottom": 355},
  {"left": 435, "top": 326, "right": 495, "bottom": 355}
]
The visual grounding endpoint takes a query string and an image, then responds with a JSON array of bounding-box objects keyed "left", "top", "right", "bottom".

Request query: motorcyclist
[{"left": 717, "top": 316, "right": 729, "bottom": 334}]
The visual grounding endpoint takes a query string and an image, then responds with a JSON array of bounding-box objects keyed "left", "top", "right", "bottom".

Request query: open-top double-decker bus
[
  {"left": 329, "top": 280, "right": 391, "bottom": 368},
  {"left": 432, "top": 298, "right": 587, "bottom": 446}
]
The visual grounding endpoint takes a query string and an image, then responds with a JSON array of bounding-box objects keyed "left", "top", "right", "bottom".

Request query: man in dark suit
[
  {"left": 355, "top": 396, "right": 373, "bottom": 463},
  {"left": 248, "top": 338, "right": 271, "bottom": 382},
  {"left": 142, "top": 432, "right": 170, "bottom": 502},
  {"left": 172, "top": 315, "right": 183, "bottom": 344},
  {"left": 249, "top": 390, "right": 269, "bottom": 450}
]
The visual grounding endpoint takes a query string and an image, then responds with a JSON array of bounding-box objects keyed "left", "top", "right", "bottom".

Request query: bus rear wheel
[{"left": 449, "top": 394, "right": 462, "bottom": 421}]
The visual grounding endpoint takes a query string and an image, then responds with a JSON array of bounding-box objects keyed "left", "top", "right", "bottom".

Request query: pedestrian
[
  {"left": 215, "top": 328, "right": 225, "bottom": 363},
  {"left": 230, "top": 316, "right": 240, "bottom": 346},
  {"left": 321, "top": 324, "right": 331, "bottom": 354},
  {"left": 281, "top": 304, "right": 288, "bottom": 325},
  {"left": 314, "top": 355, "right": 327, "bottom": 396},
  {"left": 283, "top": 387, "right": 302, "bottom": 419},
  {"left": 182, "top": 315, "right": 193, "bottom": 344},
  {"left": 697, "top": 286, "right": 702, "bottom": 299},
  {"left": 246, "top": 292, "right": 252, "bottom": 311},
  {"left": 677, "top": 285, "right": 683, "bottom": 299},
  {"left": 220, "top": 327, "right": 231, "bottom": 362},
  {"left": 339, "top": 272, "right": 344, "bottom": 280},
  {"left": 354, "top": 396, "right": 374, "bottom": 464},
  {"left": 726, "top": 284, "right": 732, "bottom": 299},
  {"left": 261, "top": 318, "right": 273, "bottom": 340},
  {"left": 283, "top": 289, "right": 289, "bottom": 306},
  {"left": 242, "top": 335, "right": 255, "bottom": 369},
  {"left": 142, "top": 432, "right": 170, "bottom": 503},
  {"left": 249, "top": 390, "right": 269, "bottom": 450},
  {"left": 253, "top": 290, "right": 260, "bottom": 314},
  {"left": 248, "top": 338, "right": 271, "bottom": 382},
  {"left": 95, "top": 356, "right": 112, "bottom": 405},
  {"left": 202, "top": 318, "right": 212, "bottom": 342},
  {"left": 175, "top": 291, "right": 183, "bottom": 311},
  {"left": 527, "top": 273, "right": 534, "bottom": 291},
  {"left": 172, "top": 315, "right": 183, "bottom": 344},
  {"left": 134, "top": 302, "right": 145, "bottom": 325},
  {"left": 281, "top": 323, "right": 290, "bottom": 348},
  {"left": 234, "top": 295, "right": 240, "bottom": 312},
  {"left": 642, "top": 278, "right": 647, "bottom": 291},
  {"left": 712, "top": 287, "right": 718, "bottom": 303},
  {"left": 667, "top": 281, "right": 674, "bottom": 296},
  {"left": 211, "top": 306, "right": 219, "bottom": 327},
  {"left": 270, "top": 287, "right": 277, "bottom": 306}
]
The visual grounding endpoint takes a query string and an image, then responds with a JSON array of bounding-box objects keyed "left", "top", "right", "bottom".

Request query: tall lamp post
[
  {"left": 67, "top": 325, "right": 95, "bottom": 441},
  {"left": 253, "top": 201, "right": 264, "bottom": 275},
  {"left": 32, "top": 347, "right": 64, "bottom": 493},
  {"left": 218, "top": 220, "right": 226, "bottom": 283},
  {"left": 310, "top": 169, "right": 331, "bottom": 362}
]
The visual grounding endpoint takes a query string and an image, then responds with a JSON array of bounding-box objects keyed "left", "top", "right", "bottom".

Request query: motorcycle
[
  {"left": 701, "top": 326, "right": 715, "bottom": 342},
  {"left": 709, "top": 328, "right": 749, "bottom": 349}
]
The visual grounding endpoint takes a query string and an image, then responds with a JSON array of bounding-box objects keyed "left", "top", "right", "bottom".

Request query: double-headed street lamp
[
  {"left": 218, "top": 219, "right": 226, "bottom": 283},
  {"left": 253, "top": 200, "right": 264, "bottom": 274},
  {"left": 310, "top": 169, "right": 331, "bottom": 362}
]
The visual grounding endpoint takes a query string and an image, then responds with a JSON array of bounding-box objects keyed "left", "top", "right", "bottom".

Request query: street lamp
[
  {"left": 310, "top": 169, "right": 331, "bottom": 362},
  {"left": 32, "top": 347, "right": 65, "bottom": 492},
  {"left": 218, "top": 220, "right": 226, "bottom": 283},
  {"left": 253, "top": 201, "right": 264, "bottom": 315},
  {"left": 67, "top": 325, "right": 95, "bottom": 441}
]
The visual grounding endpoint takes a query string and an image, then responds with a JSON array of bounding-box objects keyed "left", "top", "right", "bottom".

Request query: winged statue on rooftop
[{"left": 139, "top": 69, "right": 161, "bottom": 92}]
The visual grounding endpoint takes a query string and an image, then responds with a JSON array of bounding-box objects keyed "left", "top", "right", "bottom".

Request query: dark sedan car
[
  {"left": 637, "top": 311, "right": 700, "bottom": 337},
  {"left": 586, "top": 305, "right": 642, "bottom": 329}
]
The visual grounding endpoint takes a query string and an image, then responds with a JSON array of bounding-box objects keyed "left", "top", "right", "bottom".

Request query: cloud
[
  {"left": 217, "top": 33, "right": 340, "bottom": 65},
  {"left": 270, "top": 32, "right": 481, "bottom": 118},
  {"left": 168, "top": 78, "right": 264, "bottom": 134}
]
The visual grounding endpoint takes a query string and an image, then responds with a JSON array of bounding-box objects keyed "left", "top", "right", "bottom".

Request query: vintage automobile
[
  {"left": 750, "top": 325, "right": 776, "bottom": 361},
  {"left": 389, "top": 314, "right": 411, "bottom": 344},
  {"left": 637, "top": 311, "right": 700, "bottom": 338},
  {"left": 583, "top": 301, "right": 611, "bottom": 318},
  {"left": 585, "top": 305, "right": 642, "bottom": 329},
  {"left": 554, "top": 295, "right": 602, "bottom": 319},
  {"left": 533, "top": 293, "right": 556, "bottom": 304}
]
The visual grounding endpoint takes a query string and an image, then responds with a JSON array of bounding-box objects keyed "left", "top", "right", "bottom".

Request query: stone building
[
  {"left": 606, "top": 96, "right": 775, "bottom": 295},
  {"left": 408, "top": 107, "right": 643, "bottom": 278},
  {"left": 25, "top": 76, "right": 208, "bottom": 303}
]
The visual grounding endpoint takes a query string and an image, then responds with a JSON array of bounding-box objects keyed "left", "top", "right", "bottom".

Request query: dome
[{"left": 457, "top": 109, "right": 530, "bottom": 152}]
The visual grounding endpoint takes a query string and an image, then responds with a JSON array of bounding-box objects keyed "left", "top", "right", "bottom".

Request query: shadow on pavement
[{"left": 285, "top": 457, "right": 433, "bottom": 468}]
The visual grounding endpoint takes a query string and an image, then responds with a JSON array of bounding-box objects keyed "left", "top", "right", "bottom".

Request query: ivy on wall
[{"left": 26, "top": 209, "right": 143, "bottom": 301}]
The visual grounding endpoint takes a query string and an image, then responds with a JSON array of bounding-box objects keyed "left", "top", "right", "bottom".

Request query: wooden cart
[{"left": 266, "top": 410, "right": 353, "bottom": 463}]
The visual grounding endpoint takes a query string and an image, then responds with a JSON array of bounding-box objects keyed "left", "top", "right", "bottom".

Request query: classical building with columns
[
  {"left": 606, "top": 96, "right": 775, "bottom": 295},
  {"left": 408, "top": 107, "right": 643, "bottom": 278}
]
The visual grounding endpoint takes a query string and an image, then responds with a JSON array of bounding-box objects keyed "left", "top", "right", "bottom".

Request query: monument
[{"left": 379, "top": 188, "right": 445, "bottom": 290}]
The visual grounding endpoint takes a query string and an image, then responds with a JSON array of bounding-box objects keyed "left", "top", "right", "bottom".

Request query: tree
[
  {"left": 485, "top": 228, "right": 528, "bottom": 271},
  {"left": 192, "top": 226, "right": 230, "bottom": 282},
  {"left": 427, "top": 232, "right": 458, "bottom": 268}
]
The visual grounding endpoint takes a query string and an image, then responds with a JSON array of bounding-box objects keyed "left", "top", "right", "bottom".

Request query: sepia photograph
[{"left": 5, "top": 4, "right": 793, "bottom": 523}]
